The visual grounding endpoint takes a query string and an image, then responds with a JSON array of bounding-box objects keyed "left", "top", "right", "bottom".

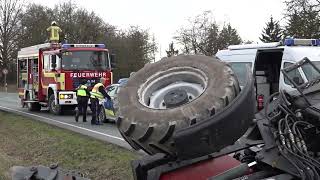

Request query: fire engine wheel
[
  {"left": 26, "top": 93, "right": 41, "bottom": 111},
  {"left": 117, "top": 55, "right": 240, "bottom": 156},
  {"left": 20, "top": 99, "right": 26, "bottom": 108},
  {"left": 49, "top": 94, "right": 62, "bottom": 115}
]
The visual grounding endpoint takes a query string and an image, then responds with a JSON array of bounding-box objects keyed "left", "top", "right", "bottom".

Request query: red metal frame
[{"left": 160, "top": 155, "right": 242, "bottom": 180}]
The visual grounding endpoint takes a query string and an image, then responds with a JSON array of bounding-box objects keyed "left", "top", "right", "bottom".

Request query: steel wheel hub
[{"left": 138, "top": 67, "right": 208, "bottom": 109}]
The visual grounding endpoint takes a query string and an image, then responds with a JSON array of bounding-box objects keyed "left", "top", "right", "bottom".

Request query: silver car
[{"left": 99, "top": 78, "right": 128, "bottom": 122}]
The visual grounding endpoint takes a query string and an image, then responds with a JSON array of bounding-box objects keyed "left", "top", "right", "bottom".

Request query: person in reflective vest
[
  {"left": 46, "top": 21, "right": 62, "bottom": 43},
  {"left": 75, "top": 80, "right": 90, "bottom": 122},
  {"left": 90, "top": 77, "right": 111, "bottom": 125}
]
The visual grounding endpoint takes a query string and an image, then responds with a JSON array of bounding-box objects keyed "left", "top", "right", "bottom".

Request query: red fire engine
[{"left": 17, "top": 43, "right": 114, "bottom": 115}]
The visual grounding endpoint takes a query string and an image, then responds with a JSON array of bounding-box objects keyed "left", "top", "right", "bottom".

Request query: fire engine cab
[{"left": 17, "top": 43, "right": 114, "bottom": 115}]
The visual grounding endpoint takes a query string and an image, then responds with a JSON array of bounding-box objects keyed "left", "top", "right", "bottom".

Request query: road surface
[{"left": 0, "top": 92, "right": 133, "bottom": 150}]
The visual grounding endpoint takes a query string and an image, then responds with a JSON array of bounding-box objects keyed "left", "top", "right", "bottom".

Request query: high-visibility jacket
[
  {"left": 90, "top": 83, "right": 105, "bottom": 99},
  {"left": 46, "top": 26, "right": 62, "bottom": 41},
  {"left": 76, "top": 85, "right": 88, "bottom": 97}
]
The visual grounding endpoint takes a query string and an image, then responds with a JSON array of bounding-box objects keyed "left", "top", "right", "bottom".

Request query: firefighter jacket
[
  {"left": 76, "top": 85, "right": 89, "bottom": 97},
  {"left": 46, "top": 25, "right": 62, "bottom": 41},
  {"left": 90, "top": 83, "right": 111, "bottom": 100}
]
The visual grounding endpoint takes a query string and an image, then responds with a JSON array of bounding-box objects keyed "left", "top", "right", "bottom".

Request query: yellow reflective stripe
[
  {"left": 49, "top": 26, "right": 61, "bottom": 40},
  {"left": 43, "top": 72, "right": 55, "bottom": 78},
  {"left": 92, "top": 83, "right": 104, "bottom": 93},
  {"left": 90, "top": 92, "right": 104, "bottom": 99},
  {"left": 105, "top": 109, "right": 115, "bottom": 116},
  {"left": 77, "top": 85, "right": 87, "bottom": 96},
  {"left": 56, "top": 73, "right": 65, "bottom": 90},
  {"left": 91, "top": 83, "right": 105, "bottom": 99}
]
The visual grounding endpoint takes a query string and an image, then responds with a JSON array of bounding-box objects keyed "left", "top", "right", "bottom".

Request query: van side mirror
[
  {"left": 110, "top": 54, "right": 116, "bottom": 69},
  {"left": 51, "top": 55, "right": 57, "bottom": 70}
]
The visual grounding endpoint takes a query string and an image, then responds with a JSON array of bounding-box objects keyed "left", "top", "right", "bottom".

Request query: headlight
[{"left": 60, "top": 94, "right": 73, "bottom": 99}]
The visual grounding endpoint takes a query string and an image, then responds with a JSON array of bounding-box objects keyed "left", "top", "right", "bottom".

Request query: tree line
[
  {"left": 260, "top": 0, "right": 320, "bottom": 43},
  {"left": 0, "top": 0, "right": 156, "bottom": 83},
  {"left": 170, "top": 0, "right": 320, "bottom": 56},
  {"left": 0, "top": 0, "right": 319, "bottom": 83}
]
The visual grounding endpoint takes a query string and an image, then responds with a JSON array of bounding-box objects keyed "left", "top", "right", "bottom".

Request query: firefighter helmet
[{"left": 51, "top": 21, "right": 57, "bottom": 26}]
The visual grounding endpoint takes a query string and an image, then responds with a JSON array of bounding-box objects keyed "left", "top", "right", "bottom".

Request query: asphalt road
[{"left": 0, "top": 92, "right": 133, "bottom": 150}]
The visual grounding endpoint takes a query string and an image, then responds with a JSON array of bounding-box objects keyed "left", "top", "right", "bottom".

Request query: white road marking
[{"left": 0, "top": 105, "right": 125, "bottom": 141}]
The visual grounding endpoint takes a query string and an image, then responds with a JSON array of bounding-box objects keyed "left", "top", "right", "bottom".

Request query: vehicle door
[{"left": 279, "top": 60, "right": 307, "bottom": 92}]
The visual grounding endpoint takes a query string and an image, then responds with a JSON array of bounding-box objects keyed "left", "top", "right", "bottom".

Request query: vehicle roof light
[
  {"left": 61, "top": 44, "right": 71, "bottom": 48},
  {"left": 73, "top": 44, "right": 95, "bottom": 48},
  {"left": 96, "top": 44, "right": 106, "bottom": 48},
  {"left": 312, "top": 39, "right": 320, "bottom": 46},
  {"left": 284, "top": 38, "right": 320, "bottom": 46},
  {"left": 61, "top": 44, "right": 106, "bottom": 48}
]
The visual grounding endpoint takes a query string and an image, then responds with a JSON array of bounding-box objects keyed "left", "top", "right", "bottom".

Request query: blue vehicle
[{"left": 99, "top": 78, "right": 128, "bottom": 122}]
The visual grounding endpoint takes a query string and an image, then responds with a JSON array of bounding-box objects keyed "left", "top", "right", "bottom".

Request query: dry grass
[{"left": 0, "top": 111, "right": 138, "bottom": 180}]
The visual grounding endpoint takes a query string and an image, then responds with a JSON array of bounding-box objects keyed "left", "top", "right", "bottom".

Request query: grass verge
[{"left": 0, "top": 111, "right": 138, "bottom": 180}]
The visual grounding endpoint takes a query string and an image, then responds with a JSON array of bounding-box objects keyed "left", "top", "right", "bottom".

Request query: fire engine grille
[{"left": 72, "top": 78, "right": 100, "bottom": 89}]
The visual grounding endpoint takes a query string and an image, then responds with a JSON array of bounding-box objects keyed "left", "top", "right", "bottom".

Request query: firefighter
[
  {"left": 90, "top": 78, "right": 111, "bottom": 125},
  {"left": 46, "top": 21, "right": 62, "bottom": 43},
  {"left": 75, "top": 79, "right": 90, "bottom": 122}
]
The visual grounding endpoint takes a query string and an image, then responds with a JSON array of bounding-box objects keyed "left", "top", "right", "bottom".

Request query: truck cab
[{"left": 216, "top": 38, "right": 320, "bottom": 110}]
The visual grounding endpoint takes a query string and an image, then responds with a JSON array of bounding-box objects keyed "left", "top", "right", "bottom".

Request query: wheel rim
[
  {"left": 51, "top": 99, "right": 59, "bottom": 113},
  {"left": 20, "top": 99, "right": 25, "bottom": 108},
  {"left": 138, "top": 67, "right": 208, "bottom": 109},
  {"left": 26, "top": 94, "right": 32, "bottom": 109},
  {"left": 27, "top": 102, "right": 32, "bottom": 109},
  {"left": 99, "top": 106, "right": 105, "bottom": 121}
]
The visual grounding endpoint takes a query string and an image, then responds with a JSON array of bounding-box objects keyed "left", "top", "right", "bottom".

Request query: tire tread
[{"left": 118, "top": 55, "right": 240, "bottom": 156}]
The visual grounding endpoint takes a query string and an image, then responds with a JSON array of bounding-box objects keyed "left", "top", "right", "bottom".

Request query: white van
[{"left": 216, "top": 39, "right": 320, "bottom": 108}]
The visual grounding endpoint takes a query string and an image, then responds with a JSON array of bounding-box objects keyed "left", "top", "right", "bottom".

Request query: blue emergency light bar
[
  {"left": 61, "top": 44, "right": 105, "bottom": 48},
  {"left": 284, "top": 38, "right": 320, "bottom": 46}
]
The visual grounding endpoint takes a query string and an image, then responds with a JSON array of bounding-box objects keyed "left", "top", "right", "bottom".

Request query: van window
[
  {"left": 284, "top": 62, "right": 304, "bottom": 85},
  {"left": 301, "top": 61, "right": 320, "bottom": 82},
  {"left": 230, "top": 62, "right": 252, "bottom": 86}
]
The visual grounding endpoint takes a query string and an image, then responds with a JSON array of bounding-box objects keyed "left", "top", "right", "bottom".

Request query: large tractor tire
[{"left": 117, "top": 55, "right": 240, "bottom": 156}]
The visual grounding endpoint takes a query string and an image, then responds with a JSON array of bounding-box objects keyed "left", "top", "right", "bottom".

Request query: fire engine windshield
[{"left": 61, "top": 51, "right": 110, "bottom": 70}]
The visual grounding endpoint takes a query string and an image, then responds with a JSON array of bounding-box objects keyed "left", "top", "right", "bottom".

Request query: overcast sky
[{"left": 30, "top": 0, "right": 286, "bottom": 59}]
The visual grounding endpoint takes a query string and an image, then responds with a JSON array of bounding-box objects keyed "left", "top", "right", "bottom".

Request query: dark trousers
[
  {"left": 76, "top": 96, "right": 89, "bottom": 122},
  {"left": 90, "top": 98, "right": 101, "bottom": 124}
]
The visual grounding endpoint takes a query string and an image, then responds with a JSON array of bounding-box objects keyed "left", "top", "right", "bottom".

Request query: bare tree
[
  {"left": 17, "top": 1, "right": 155, "bottom": 83},
  {"left": 19, "top": 3, "right": 54, "bottom": 48},
  {"left": 0, "top": 0, "right": 23, "bottom": 72},
  {"left": 109, "top": 26, "right": 157, "bottom": 81},
  {"left": 175, "top": 11, "right": 241, "bottom": 56}
]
